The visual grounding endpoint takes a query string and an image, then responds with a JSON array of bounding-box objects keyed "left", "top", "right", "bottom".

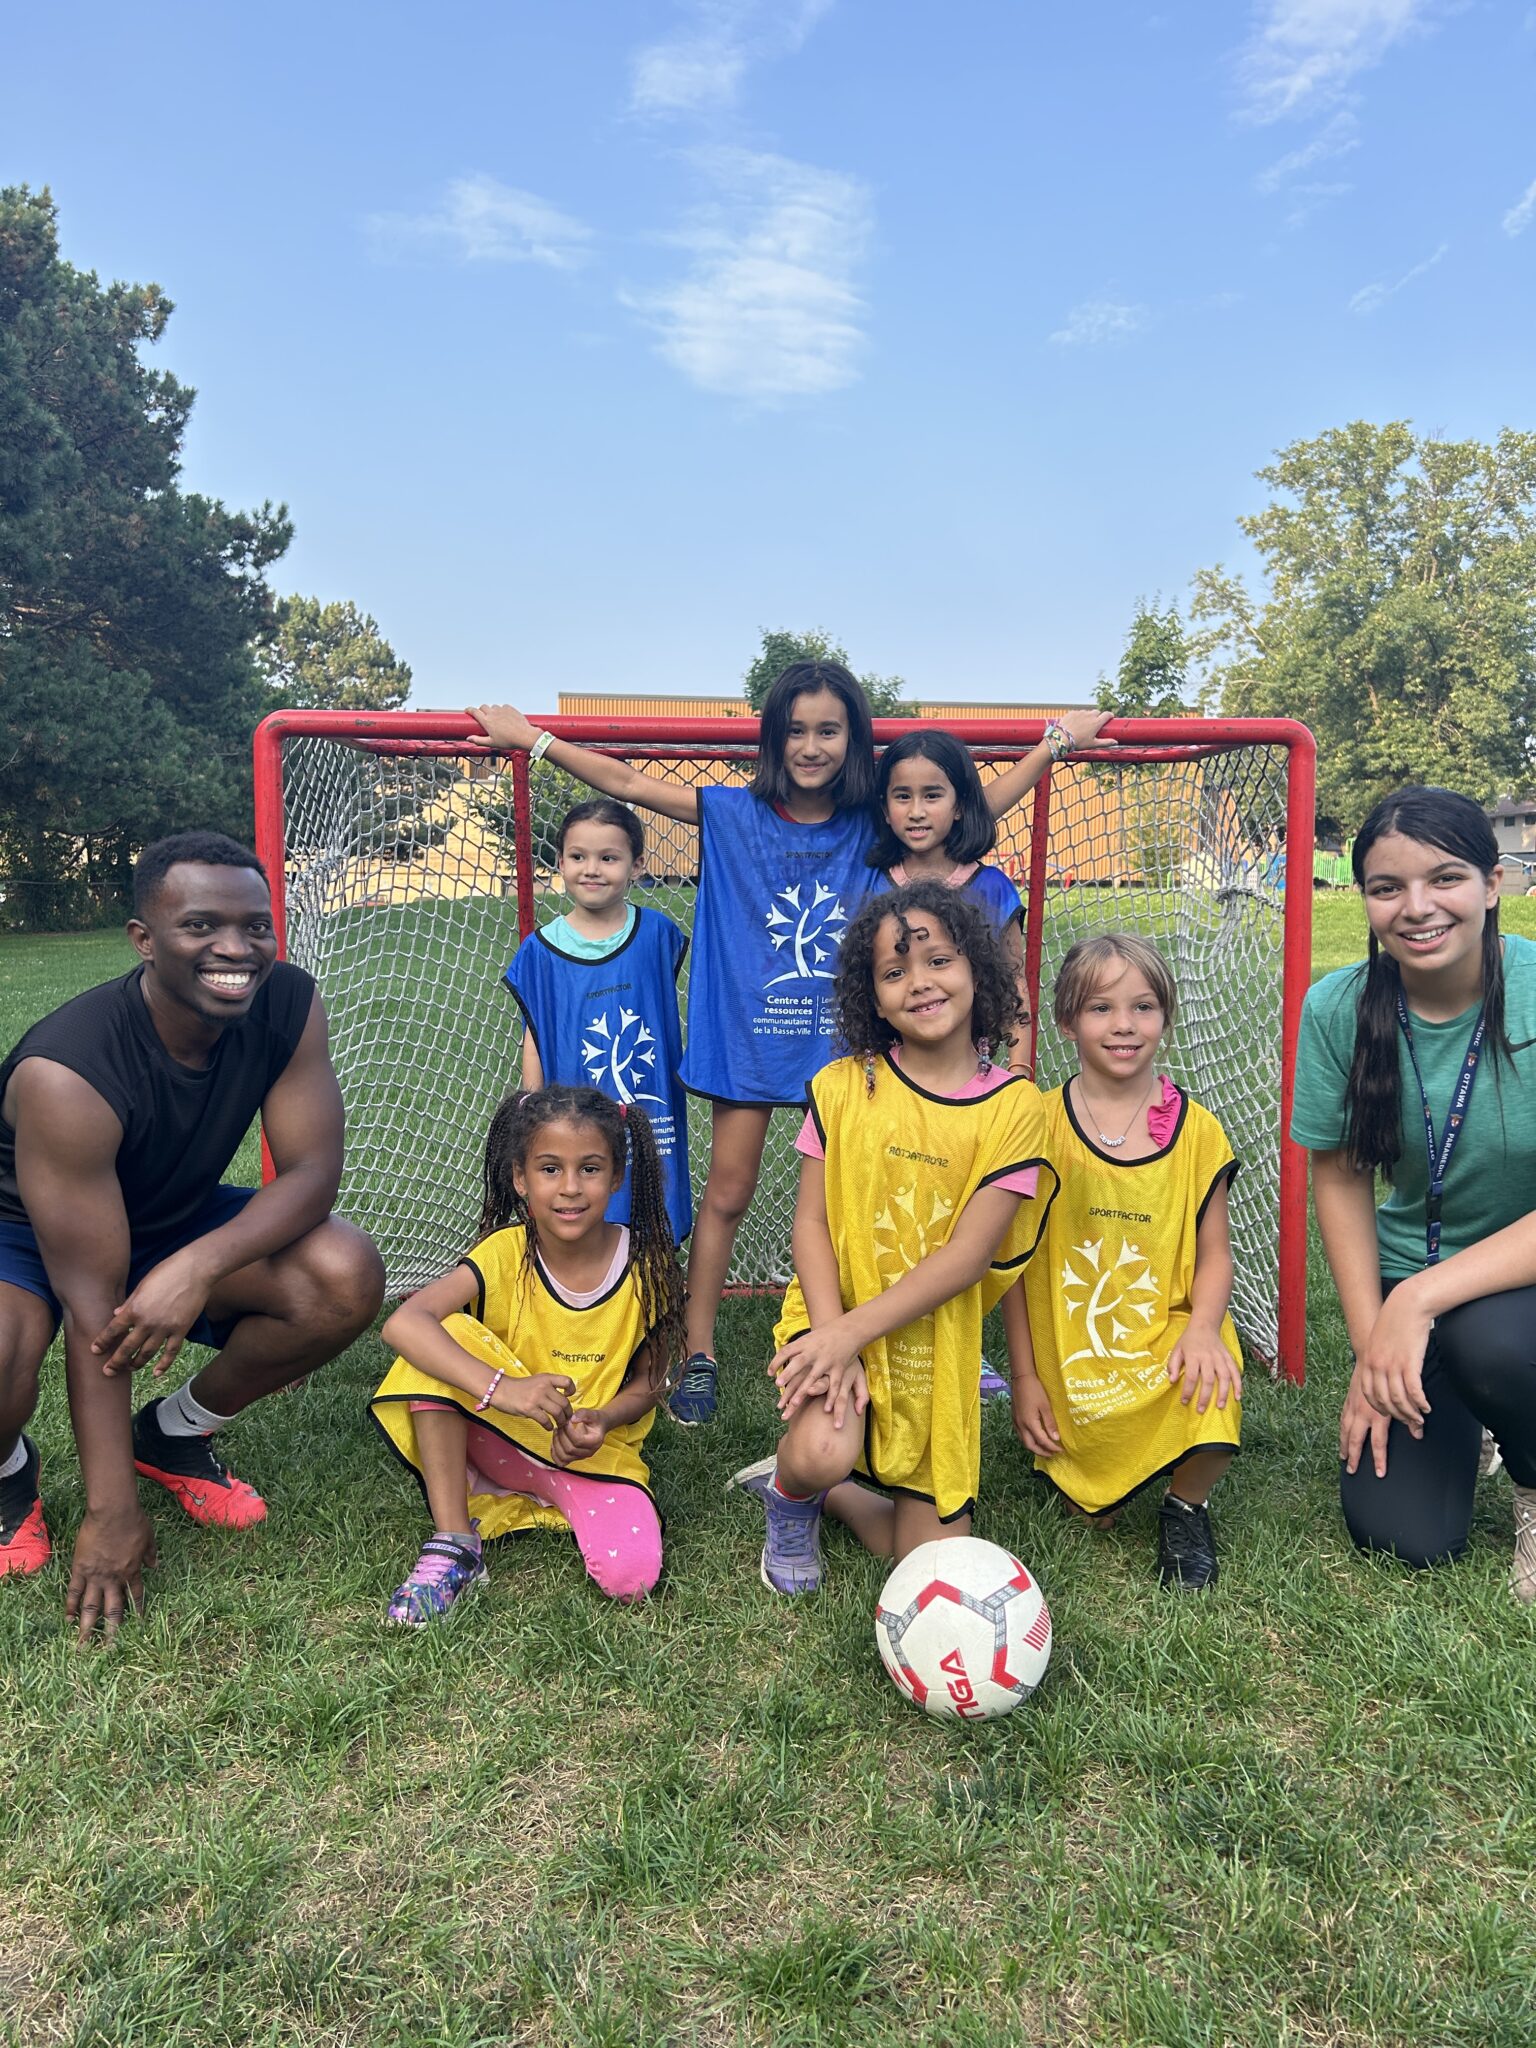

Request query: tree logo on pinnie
[
  {"left": 1059, "top": 1235, "right": 1161, "bottom": 1368},
  {"left": 874, "top": 1184, "right": 956, "bottom": 1283},
  {"left": 764, "top": 881, "right": 849, "bottom": 984},
  {"left": 581, "top": 1009, "right": 665, "bottom": 1106}
]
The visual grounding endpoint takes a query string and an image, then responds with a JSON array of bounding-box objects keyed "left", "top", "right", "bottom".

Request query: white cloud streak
[
  {"left": 631, "top": 0, "right": 833, "bottom": 114},
  {"left": 625, "top": 149, "right": 870, "bottom": 399},
  {"left": 1255, "top": 109, "right": 1359, "bottom": 191},
  {"left": 1237, "top": 0, "right": 1440, "bottom": 122},
  {"left": 1347, "top": 239, "right": 1448, "bottom": 314},
  {"left": 1048, "top": 299, "right": 1146, "bottom": 347},
  {"left": 367, "top": 175, "right": 594, "bottom": 269},
  {"left": 1503, "top": 177, "right": 1536, "bottom": 237}
]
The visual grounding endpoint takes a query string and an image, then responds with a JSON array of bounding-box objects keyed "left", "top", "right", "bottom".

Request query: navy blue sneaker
[{"left": 669, "top": 1353, "right": 718, "bottom": 1426}]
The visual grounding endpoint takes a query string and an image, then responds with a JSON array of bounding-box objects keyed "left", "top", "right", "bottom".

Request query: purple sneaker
[
  {"left": 386, "top": 1529, "right": 487, "bottom": 1627},
  {"left": 979, "top": 1355, "right": 1009, "bottom": 1401},
  {"left": 729, "top": 1456, "right": 825, "bottom": 1595}
]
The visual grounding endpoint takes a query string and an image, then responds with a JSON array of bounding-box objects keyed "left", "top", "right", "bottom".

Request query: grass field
[{"left": 2, "top": 901, "right": 1535, "bottom": 2048}]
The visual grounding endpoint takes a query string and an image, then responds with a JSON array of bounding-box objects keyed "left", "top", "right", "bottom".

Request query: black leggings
[{"left": 1340, "top": 1280, "right": 1536, "bottom": 1568}]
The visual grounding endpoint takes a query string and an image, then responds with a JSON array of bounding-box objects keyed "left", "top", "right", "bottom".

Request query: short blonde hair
[{"left": 1052, "top": 933, "right": 1177, "bottom": 1031}]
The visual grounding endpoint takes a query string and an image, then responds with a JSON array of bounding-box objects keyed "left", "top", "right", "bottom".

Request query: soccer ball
[{"left": 875, "top": 1537, "right": 1051, "bottom": 1721}]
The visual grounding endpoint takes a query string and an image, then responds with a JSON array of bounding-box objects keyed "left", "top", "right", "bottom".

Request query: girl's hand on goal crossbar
[
  {"left": 1056, "top": 707, "right": 1118, "bottom": 752},
  {"left": 466, "top": 704, "right": 541, "bottom": 752}
]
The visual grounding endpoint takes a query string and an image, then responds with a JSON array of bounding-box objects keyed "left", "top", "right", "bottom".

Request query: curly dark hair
[
  {"left": 832, "top": 880, "right": 1023, "bottom": 1083},
  {"left": 477, "top": 1085, "right": 686, "bottom": 1387}
]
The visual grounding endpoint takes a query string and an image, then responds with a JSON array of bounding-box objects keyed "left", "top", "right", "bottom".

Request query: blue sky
[{"left": 6, "top": 1, "right": 1533, "bottom": 707}]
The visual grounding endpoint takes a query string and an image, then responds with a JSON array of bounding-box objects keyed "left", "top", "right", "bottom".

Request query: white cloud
[
  {"left": 1503, "top": 177, "right": 1536, "bottom": 237},
  {"left": 1282, "top": 180, "right": 1355, "bottom": 229},
  {"left": 631, "top": 0, "right": 833, "bottom": 114},
  {"left": 1347, "top": 239, "right": 1448, "bottom": 314},
  {"left": 625, "top": 149, "right": 870, "bottom": 399},
  {"left": 1048, "top": 299, "right": 1147, "bottom": 347},
  {"left": 1237, "top": 0, "right": 1440, "bottom": 122},
  {"left": 367, "top": 175, "right": 593, "bottom": 269},
  {"left": 1255, "top": 108, "right": 1359, "bottom": 191}
]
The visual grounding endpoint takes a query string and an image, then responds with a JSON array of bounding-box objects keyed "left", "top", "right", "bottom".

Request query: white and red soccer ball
[{"left": 875, "top": 1536, "right": 1051, "bottom": 1721}]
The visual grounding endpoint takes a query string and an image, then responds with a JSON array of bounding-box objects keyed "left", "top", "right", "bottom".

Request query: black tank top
[{"left": 0, "top": 963, "right": 315, "bottom": 1241}]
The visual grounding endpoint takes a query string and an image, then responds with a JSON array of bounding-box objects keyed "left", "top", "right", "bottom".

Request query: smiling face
[
  {"left": 129, "top": 862, "right": 278, "bottom": 1025},
  {"left": 1062, "top": 955, "right": 1165, "bottom": 1086},
  {"left": 558, "top": 820, "right": 638, "bottom": 920},
  {"left": 782, "top": 687, "right": 851, "bottom": 796},
  {"left": 883, "top": 753, "right": 960, "bottom": 860},
  {"left": 871, "top": 910, "right": 975, "bottom": 1053},
  {"left": 1360, "top": 829, "right": 1500, "bottom": 988},
  {"left": 513, "top": 1116, "right": 624, "bottom": 1244}
]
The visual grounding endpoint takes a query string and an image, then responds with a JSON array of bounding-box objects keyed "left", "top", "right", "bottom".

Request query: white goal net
[{"left": 255, "top": 713, "right": 1314, "bottom": 1379}]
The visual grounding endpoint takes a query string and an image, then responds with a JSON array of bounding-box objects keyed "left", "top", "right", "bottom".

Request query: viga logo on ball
[
  {"left": 580, "top": 1008, "right": 666, "bottom": 1107},
  {"left": 764, "top": 880, "right": 848, "bottom": 985}
]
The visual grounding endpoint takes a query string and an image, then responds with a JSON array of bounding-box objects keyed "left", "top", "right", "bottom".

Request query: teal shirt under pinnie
[{"left": 1290, "top": 933, "right": 1536, "bottom": 1280}]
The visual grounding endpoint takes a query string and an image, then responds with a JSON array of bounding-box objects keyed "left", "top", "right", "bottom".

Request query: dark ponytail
[
  {"left": 479, "top": 1085, "right": 685, "bottom": 1386},
  {"left": 1343, "top": 787, "right": 1509, "bottom": 1178}
]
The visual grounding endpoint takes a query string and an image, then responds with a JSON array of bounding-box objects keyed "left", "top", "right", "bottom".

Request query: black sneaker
[
  {"left": 0, "top": 1435, "right": 50, "bottom": 1575},
  {"left": 132, "top": 1400, "right": 267, "bottom": 1529},
  {"left": 1158, "top": 1493, "right": 1218, "bottom": 1592}
]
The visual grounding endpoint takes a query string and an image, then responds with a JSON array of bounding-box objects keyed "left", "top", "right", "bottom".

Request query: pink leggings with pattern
[{"left": 409, "top": 1402, "right": 662, "bottom": 1602}]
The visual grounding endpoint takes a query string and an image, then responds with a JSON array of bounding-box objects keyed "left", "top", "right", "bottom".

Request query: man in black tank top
[{"left": 0, "top": 832, "right": 384, "bottom": 1640}]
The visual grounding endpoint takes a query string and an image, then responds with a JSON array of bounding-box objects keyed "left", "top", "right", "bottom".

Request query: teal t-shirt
[{"left": 1290, "top": 933, "right": 1536, "bottom": 1279}]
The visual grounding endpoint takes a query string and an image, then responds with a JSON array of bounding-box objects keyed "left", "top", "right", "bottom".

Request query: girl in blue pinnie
[{"left": 503, "top": 798, "right": 691, "bottom": 1248}]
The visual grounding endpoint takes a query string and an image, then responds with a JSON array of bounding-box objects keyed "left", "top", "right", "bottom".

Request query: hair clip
[
  {"left": 863, "top": 1050, "right": 877, "bottom": 1096},
  {"left": 977, "top": 1036, "right": 993, "bottom": 1074},
  {"left": 619, "top": 1103, "right": 628, "bottom": 1119}
]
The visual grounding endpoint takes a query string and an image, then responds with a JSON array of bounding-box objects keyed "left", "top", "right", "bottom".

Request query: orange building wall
[{"left": 555, "top": 692, "right": 1092, "bottom": 722}]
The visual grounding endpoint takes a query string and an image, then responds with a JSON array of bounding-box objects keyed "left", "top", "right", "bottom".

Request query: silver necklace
[{"left": 1076, "top": 1071, "right": 1156, "bottom": 1149}]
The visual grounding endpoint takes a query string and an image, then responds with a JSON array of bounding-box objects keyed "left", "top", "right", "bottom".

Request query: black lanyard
[{"left": 1396, "top": 991, "right": 1487, "bottom": 1267}]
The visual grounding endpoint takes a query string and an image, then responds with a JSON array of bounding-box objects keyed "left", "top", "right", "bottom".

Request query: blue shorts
[{"left": 0, "top": 1186, "right": 255, "bottom": 1348}]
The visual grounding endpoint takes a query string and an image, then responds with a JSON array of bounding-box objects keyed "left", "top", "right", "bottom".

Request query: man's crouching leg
[{"left": 134, "top": 1220, "right": 385, "bottom": 1529}]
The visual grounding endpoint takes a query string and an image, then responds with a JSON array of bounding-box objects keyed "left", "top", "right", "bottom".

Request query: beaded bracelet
[
  {"left": 528, "top": 729, "right": 555, "bottom": 764},
  {"left": 1043, "top": 719, "right": 1075, "bottom": 763},
  {"left": 475, "top": 1368, "right": 506, "bottom": 1412}
]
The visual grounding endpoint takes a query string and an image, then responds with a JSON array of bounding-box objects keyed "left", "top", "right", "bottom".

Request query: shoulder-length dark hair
[
  {"left": 750, "top": 660, "right": 877, "bottom": 813},
  {"left": 832, "top": 879, "right": 1022, "bottom": 1079},
  {"left": 1343, "top": 785, "right": 1509, "bottom": 1178},
  {"left": 866, "top": 731, "right": 998, "bottom": 871}
]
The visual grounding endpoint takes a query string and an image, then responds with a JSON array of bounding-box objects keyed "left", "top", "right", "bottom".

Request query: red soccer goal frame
[{"left": 254, "top": 709, "right": 1316, "bottom": 1383}]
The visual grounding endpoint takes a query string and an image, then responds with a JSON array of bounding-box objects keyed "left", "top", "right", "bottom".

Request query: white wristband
[{"left": 528, "top": 729, "right": 555, "bottom": 764}]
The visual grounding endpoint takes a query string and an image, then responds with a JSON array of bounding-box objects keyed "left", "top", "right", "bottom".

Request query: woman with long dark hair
[{"left": 1291, "top": 786, "right": 1536, "bottom": 1597}]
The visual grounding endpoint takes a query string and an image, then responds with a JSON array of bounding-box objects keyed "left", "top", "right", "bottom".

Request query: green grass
[{"left": 3, "top": 919, "right": 1535, "bottom": 2047}]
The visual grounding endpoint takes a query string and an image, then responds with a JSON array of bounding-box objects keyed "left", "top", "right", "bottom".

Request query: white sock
[
  {"left": 0, "top": 1437, "right": 28, "bottom": 1480},
  {"left": 157, "top": 1381, "right": 236, "bottom": 1438}
]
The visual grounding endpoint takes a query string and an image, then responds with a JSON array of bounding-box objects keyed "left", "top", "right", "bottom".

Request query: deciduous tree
[
  {"left": 1098, "top": 599, "right": 1189, "bottom": 719},
  {"left": 743, "top": 627, "right": 913, "bottom": 715},
  {"left": 1190, "top": 422, "right": 1536, "bottom": 828}
]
